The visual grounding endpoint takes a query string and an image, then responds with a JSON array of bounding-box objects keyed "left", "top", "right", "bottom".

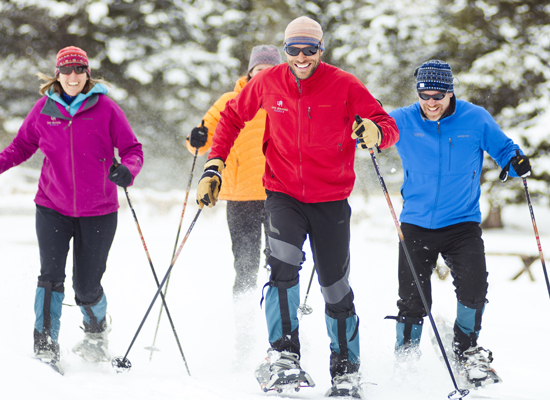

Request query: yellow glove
[
  {"left": 351, "top": 116, "right": 382, "bottom": 149},
  {"left": 196, "top": 158, "right": 225, "bottom": 208}
]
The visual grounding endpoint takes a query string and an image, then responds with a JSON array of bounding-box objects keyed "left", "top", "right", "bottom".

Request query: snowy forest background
[{"left": 1, "top": 0, "right": 549, "bottom": 225}]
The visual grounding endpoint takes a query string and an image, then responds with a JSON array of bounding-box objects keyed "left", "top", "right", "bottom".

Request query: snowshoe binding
[
  {"left": 454, "top": 346, "right": 502, "bottom": 390},
  {"left": 326, "top": 373, "right": 364, "bottom": 398},
  {"left": 254, "top": 349, "right": 315, "bottom": 393},
  {"left": 73, "top": 330, "right": 110, "bottom": 362}
]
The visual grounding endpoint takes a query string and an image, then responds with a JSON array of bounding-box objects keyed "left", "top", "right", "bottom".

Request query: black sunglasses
[
  {"left": 284, "top": 45, "right": 320, "bottom": 57},
  {"left": 418, "top": 91, "right": 448, "bottom": 101},
  {"left": 418, "top": 79, "right": 453, "bottom": 101},
  {"left": 59, "top": 65, "right": 88, "bottom": 75}
]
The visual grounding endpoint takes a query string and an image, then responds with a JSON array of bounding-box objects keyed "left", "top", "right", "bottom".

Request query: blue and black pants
[
  {"left": 395, "top": 222, "right": 488, "bottom": 351},
  {"left": 34, "top": 205, "right": 117, "bottom": 345},
  {"left": 263, "top": 191, "right": 359, "bottom": 378}
]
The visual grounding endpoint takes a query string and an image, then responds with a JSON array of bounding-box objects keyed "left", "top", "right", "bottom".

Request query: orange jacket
[{"left": 187, "top": 76, "right": 266, "bottom": 201}]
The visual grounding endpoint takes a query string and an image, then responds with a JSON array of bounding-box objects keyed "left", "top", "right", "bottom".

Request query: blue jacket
[{"left": 390, "top": 98, "right": 521, "bottom": 229}]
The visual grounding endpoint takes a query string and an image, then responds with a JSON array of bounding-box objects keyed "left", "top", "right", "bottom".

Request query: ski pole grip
[{"left": 354, "top": 114, "right": 381, "bottom": 153}]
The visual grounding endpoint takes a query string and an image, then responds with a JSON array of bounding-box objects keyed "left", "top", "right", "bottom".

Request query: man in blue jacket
[{"left": 389, "top": 60, "right": 531, "bottom": 382}]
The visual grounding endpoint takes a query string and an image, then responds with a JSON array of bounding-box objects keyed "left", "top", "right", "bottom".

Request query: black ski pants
[
  {"left": 36, "top": 205, "right": 117, "bottom": 305},
  {"left": 397, "top": 221, "right": 488, "bottom": 318},
  {"left": 264, "top": 191, "right": 359, "bottom": 375},
  {"left": 226, "top": 200, "right": 270, "bottom": 295}
]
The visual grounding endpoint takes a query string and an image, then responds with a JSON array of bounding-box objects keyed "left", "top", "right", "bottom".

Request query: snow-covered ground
[{"left": 1, "top": 166, "right": 548, "bottom": 400}]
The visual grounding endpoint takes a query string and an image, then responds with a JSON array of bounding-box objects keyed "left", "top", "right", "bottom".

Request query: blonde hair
[{"left": 37, "top": 72, "right": 110, "bottom": 96}]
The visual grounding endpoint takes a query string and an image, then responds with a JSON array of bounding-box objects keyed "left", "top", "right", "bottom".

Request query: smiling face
[
  {"left": 418, "top": 91, "right": 453, "bottom": 121},
  {"left": 57, "top": 68, "right": 88, "bottom": 97},
  {"left": 285, "top": 45, "right": 323, "bottom": 80}
]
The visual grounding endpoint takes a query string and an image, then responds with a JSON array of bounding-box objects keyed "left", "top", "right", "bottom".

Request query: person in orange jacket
[{"left": 186, "top": 45, "right": 281, "bottom": 297}]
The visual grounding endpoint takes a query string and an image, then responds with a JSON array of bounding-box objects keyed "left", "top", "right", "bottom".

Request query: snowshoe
[
  {"left": 34, "top": 336, "right": 64, "bottom": 375},
  {"left": 430, "top": 317, "right": 502, "bottom": 390},
  {"left": 73, "top": 331, "right": 110, "bottom": 362},
  {"left": 36, "top": 355, "right": 64, "bottom": 375},
  {"left": 454, "top": 346, "right": 502, "bottom": 390},
  {"left": 395, "top": 342, "right": 422, "bottom": 363},
  {"left": 326, "top": 373, "right": 363, "bottom": 398},
  {"left": 254, "top": 349, "right": 315, "bottom": 393}
]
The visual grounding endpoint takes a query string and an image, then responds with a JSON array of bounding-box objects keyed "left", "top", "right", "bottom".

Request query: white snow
[{"left": 1, "top": 165, "right": 549, "bottom": 400}]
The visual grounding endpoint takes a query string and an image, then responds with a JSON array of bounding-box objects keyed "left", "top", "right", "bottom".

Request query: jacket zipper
[
  {"left": 431, "top": 121, "right": 443, "bottom": 228},
  {"left": 308, "top": 107, "right": 311, "bottom": 144},
  {"left": 448, "top": 137, "right": 453, "bottom": 170},
  {"left": 295, "top": 77, "right": 305, "bottom": 200},
  {"left": 69, "top": 118, "right": 77, "bottom": 216}
]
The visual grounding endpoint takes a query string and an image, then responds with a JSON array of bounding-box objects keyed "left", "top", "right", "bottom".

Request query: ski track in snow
[{"left": 1, "top": 167, "right": 548, "bottom": 400}]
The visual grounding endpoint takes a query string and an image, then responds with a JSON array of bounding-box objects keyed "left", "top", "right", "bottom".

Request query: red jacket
[{"left": 210, "top": 62, "right": 399, "bottom": 203}]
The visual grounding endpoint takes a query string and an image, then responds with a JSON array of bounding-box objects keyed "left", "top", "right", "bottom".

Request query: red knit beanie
[{"left": 55, "top": 46, "right": 90, "bottom": 76}]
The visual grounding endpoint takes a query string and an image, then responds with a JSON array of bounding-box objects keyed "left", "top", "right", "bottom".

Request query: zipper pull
[
  {"left": 295, "top": 77, "right": 301, "bottom": 94},
  {"left": 64, "top": 120, "right": 73, "bottom": 130},
  {"left": 308, "top": 107, "right": 311, "bottom": 119},
  {"left": 449, "top": 137, "right": 453, "bottom": 147}
]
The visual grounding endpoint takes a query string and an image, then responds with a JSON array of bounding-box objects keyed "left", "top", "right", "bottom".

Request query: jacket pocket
[
  {"left": 43, "top": 158, "right": 53, "bottom": 196},
  {"left": 401, "top": 170, "right": 409, "bottom": 199},
  {"left": 307, "top": 101, "right": 347, "bottom": 147},
  {"left": 100, "top": 158, "right": 107, "bottom": 197},
  {"left": 469, "top": 170, "right": 476, "bottom": 203}
]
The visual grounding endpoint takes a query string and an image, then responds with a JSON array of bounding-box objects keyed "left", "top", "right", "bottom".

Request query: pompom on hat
[
  {"left": 284, "top": 16, "right": 324, "bottom": 51},
  {"left": 414, "top": 60, "right": 454, "bottom": 92},
  {"left": 55, "top": 46, "right": 90, "bottom": 77},
  {"left": 248, "top": 45, "right": 282, "bottom": 73}
]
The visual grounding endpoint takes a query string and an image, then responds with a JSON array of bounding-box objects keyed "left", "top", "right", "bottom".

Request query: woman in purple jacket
[{"left": 0, "top": 46, "right": 143, "bottom": 372}]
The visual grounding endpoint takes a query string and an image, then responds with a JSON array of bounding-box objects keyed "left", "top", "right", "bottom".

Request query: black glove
[
  {"left": 109, "top": 158, "right": 133, "bottom": 188},
  {"left": 189, "top": 120, "right": 208, "bottom": 148},
  {"left": 511, "top": 154, "right": 531, "bottom": 178},
  {"left": 499, "top": 150, "right": 531, "bottom": 182}
]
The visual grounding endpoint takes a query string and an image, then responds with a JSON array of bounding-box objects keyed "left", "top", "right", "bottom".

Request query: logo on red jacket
[{"left": 272, "top": 100, "right": 288, "bottom": 114}]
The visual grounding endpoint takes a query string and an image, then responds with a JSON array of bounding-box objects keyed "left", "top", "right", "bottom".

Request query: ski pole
[
  {"left": 298, "top": 265, "right": 315, "bottom": 318},
  {"left": 147, "top": 147, "right": 199, "bottom": 360},
  {"left": 112, "top": 207, "right": 202, "bottom": 374},
  {"left": 521, "top": 177, "right": 550, "bottom": 300},
  {"left": 356, "top": 115, "right": 469, "bottom": 400}
]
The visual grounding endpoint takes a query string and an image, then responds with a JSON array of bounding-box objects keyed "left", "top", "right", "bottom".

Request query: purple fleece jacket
[{"left": 0, "top": 88, "right": 143, "bottom": 217}]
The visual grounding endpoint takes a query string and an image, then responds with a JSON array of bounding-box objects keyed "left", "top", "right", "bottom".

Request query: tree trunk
[{"left": 481, "top": 204, "right": 503, "bottom": 229}]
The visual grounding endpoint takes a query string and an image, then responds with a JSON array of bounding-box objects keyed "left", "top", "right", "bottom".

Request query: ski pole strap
[
  {"left": 499, "top": 158, "right": 513, "bottom": 182},
  {"left": 384, "top": 315, "right": 424, "bottom": 325}
]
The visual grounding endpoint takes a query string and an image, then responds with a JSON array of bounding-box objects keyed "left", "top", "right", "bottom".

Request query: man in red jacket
[{"left": 196, "top": 16, "right": 398, "bottom": 397}]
